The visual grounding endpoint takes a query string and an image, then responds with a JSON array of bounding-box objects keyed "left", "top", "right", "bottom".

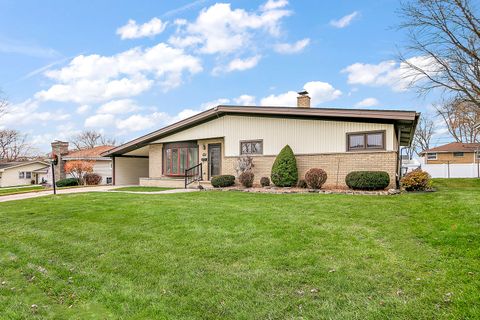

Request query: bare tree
[
  {"left": 0, "top": 89, "right": 8, "bottom": 118},
  {"left": 0, "top": 129, "right": 32, "bottom": 162},
  {"left": 70, "top": 130, "right": 116, "bottom": 150},
  {"left": 436, "top": 98, "right": 479, "bottom": 142},
  {"left": 398, "top": 0, "right": 480, "bottom": 108}
]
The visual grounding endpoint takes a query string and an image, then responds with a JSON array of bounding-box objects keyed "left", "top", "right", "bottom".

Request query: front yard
[{"left": 0, "top": 179, "right": 478, "bottom": 319}]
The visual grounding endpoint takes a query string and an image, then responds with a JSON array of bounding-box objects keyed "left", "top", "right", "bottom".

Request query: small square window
[
  {"left": 240, "top": 140, "right": 263, "bottom": 155},
  {"left": 453, "top": 152, "right": 464, "bottom": 157},
  {"left": 106, "top": 177, "right": 112, "bottom": 184},
  {"left": 19, "top": 172, "right": 25, "bottom": 179},
  {"left": 427, "top": 153, "right": 437, "bottom": 160},
  {"left": 25, "top": 172, "right": 32, "bottom": 179}
]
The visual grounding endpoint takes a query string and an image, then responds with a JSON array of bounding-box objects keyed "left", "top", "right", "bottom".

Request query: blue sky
[{"left": 0, "top": 0, "right": 447, "bottom": 152}]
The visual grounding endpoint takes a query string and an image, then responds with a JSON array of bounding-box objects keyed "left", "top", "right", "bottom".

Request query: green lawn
[
  {"left": 0, "top": 185, "right": 44, "bottom": 196},
  {"left": 112, "top": 186, "right": 176, "bottom": 192},
  {"left": 0, "top": 179, "right": 479, "bottom": 319}
]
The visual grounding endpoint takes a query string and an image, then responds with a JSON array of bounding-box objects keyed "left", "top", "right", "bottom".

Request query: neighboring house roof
[
  {"left": 0, "top": 160, "right": 49, "bottom": 172},
  {"left": 421, "top": 142, "right": 480, "bottom": 155},
  {"left": 103, "top": 105, "right": 419, "bottom": 156},
  {"left": 63, "top": 145, "right": 114, "bottom": 161}
]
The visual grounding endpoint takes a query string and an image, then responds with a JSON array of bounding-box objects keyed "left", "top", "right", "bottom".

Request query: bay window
[{"left": 163, "top": 142, "right": 198, "bottom": 176}]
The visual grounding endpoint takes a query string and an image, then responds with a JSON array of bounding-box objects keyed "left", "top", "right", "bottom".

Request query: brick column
[{"left": 51, "top": 141, "right": 69, "bottom": 180}]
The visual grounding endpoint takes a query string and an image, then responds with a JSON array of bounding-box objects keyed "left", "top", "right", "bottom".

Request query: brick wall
[
  {"left": 425, "top": 152, "right": 476, "bottom": 164},
  {"left": 223, "top": 151, "right": 398, "bottom": 189}
]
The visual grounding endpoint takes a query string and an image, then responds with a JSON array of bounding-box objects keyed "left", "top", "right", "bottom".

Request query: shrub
[
  {"left": 211, "top": 175, "right": 235, "bottom": 188},
  {"left": 305, "top": 168, "right": 328, "bottom": 189},
  {"left": 297, "top": 179, "right": 308, "bottom": 188},
  {"left": 345, "top": 171, "right": 390, "bottom": 190},
  {"left": 401, "top": 168, "right": 432, "bottom": 191},
  {"left": 56, "top": 178, "right": 79, "bottom": 187},
  {"left": 239, "top": 171, "right": 254, "bottom": 188},
  {"left": 260, "top": 176, "right": 270, "bottom": 187},
  {"left": 84, "top": 173, "right": 102, "bottom": 185},
  {"left": 271, "top": 145, "right": 298, "bottom": 187}
]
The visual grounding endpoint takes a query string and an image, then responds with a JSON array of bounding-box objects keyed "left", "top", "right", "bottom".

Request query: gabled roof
[
  {"left": 0, "top": 160, "right": 49, "bottom": 172},
  {"left": 421, "top": 142, "right": 480, "bottom": 154},
  {"left": 103, "top": 105, "right": 420, "bottom": 157},
  {"left": 63, "top": 145, "right": 114, "bottom": 160}
]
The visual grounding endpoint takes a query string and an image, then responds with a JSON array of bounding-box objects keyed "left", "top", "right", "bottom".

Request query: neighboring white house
[
  {"left": 51, "top": 141, "right": 114, "bottom": 185},
  {"left": 0, "top": 161, "right": 49, "bottom": 187}
]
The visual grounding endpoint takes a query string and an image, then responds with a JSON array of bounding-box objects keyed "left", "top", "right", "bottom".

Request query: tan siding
[
  {"left": 114, "top": 157, "right": 149, "bottom": 185},
  {"left": 149, "top": 144, "right": 163, "bottom": 177},
  {"left": 425, "top": 152, "right": 476, "bottom": 164},
  {"left": 93, "top": 161, "right": 113, "bottom": 184},
  {"left": 0, "top": 163, "right": 49, "bottom": 187},
  {"left": 153, "top": 115, "right": 395, "bottom": 156}
]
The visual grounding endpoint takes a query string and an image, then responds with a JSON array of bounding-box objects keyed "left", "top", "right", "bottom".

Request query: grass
[
  {"left": 112, "top": 186, "right": 176, "bottom": 192},
  {"left": 0, "top": 179, "right": 479, "bottom": 319},
  {"left": 0, "top": 185, "right": 44, "bottom": 196}
]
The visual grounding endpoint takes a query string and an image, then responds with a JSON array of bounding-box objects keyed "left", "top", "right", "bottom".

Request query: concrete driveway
[{"left": 0, "top": 185, "right": 117, "bottom": 203}]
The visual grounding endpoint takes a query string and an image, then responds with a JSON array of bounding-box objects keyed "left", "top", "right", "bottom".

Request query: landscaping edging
[{"left": 204, "top": 186, "right": 401, "bottom": 195}]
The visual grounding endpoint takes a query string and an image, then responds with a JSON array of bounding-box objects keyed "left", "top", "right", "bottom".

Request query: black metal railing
[{"left": 185, "top": 163, "right": 202, "bottom": 188}]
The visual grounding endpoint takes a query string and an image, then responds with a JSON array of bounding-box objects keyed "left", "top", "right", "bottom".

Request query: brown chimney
[
  {"left": 297, "top": 91, "right": 310, "bottom": 108},
  {"left": 51, "top": 140, "right": 69, "bottom": 180}
]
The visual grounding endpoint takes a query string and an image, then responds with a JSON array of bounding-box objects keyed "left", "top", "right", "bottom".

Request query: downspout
[
  {"left": 112, "top": 156, "right": 116, "bottom": 185},
  {"left": 397, "top": 126, "right": 402, "bottom": 188}
]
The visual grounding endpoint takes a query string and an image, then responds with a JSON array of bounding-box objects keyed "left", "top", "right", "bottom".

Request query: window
[
  {"left": 427, "top": 153, "right": 437, "bottom": 160},
  {"left": 25, "top": 172, "right": 32, "bottom": 179},
  {"left": 453, "top": 152, "right": 464, "bottom": 157},
  {"left": 347, "top": 131, "right": 385, "bottom": 151},
  {"left": 477, "top": 152, "right": 480, "bottom": 159},
  {"left": 163, "top": 142, "right": 199, "bottom": 176},
  {"left": 240, "top": 140, "right": 263, "bottom": 155},
  {"left": 106, "top": 177, "right": 112, "bottom": 184},
  {"left": 18, "top": 172, "right": 25, "bottom": 179}
]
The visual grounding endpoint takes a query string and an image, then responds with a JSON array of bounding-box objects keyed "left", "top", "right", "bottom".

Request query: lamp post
[{"left": 51, "top": 154, "right": 58, "bottom": 195}]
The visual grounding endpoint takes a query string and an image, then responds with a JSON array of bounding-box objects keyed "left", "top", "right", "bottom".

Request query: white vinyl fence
[{"left": 421, "top": 163, "right": 480, "bottom": 178}]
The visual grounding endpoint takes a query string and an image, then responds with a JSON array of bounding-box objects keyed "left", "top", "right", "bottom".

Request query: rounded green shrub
[
  {"left": 55, "top": 178, "right": 79, "bottom": 187},
  {"left": 271, "top": 145, "right": 298, "bottom": 187},
  {"left": 305, "top": 168, "right": 328, "bottom": 189},
  {"left": 345, "top": 171, "right": 390, "bottom": 190},
  {"left": 211, "top": 175, "right": 235, "bottom": 188},
  {"left": 239, "top": 171, "right": 254, "bottom": 188}
]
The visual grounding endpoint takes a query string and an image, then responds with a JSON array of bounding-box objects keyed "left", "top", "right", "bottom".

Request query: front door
[{"left": 208, "top": 144, "right": 221, "bottom": 179}]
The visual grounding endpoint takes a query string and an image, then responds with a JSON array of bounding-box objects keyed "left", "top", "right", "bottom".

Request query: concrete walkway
[
  {"left": 0, "top": 186, "right": 199, "bottom": 203},
  {"left": 0, "top": 185, "right": 117, "bottom": 203}
]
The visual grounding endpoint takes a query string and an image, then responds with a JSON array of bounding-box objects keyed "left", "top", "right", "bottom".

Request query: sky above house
[{"left": 0, "top": 0, "right": 450, "bottom": 153}]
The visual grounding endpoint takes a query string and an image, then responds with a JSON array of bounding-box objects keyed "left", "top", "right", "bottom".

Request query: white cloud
[
  {"left": 117, "top": 18, "right": 167, "bottom": 39},
  {"left": 355, "top": 97, "right": 379, "bottom": 108},
  {"left": 76, "top": 104, "right": 91, "bottom": 114},
  {"left": 36, "top": 43, "right": 202, "bottom": 103},
  {"left": 169, "top": 2, "right": 291, "bottom": 54},
  {"left": 341, "top": 56, "right": 434, "bottom": 91},
  {"left": 84, "top": 114, "right": 116, "bottom": 128},
  {"left": 274, "top": 38, "right": 310, "bottom": 54},
  {"left": 0, "top": 99, "right": 70, "bottom": 128},
  {"left": 97, "top": 99, "right": 139, "bottom": 114},
  {"left": 218, "top": 55, "right": 261, "bottom": 74},
  {"left": 330, "top": 11, "right": 359, "bottom": 28},
  {"left": 234, "top": 94, "right": 256, "bottom": 105},
  {"left": 116, "top": 112, "right": 170, "bottom": 132},
  {"left": 261, "top": 81, "right": 342, "bottom": 107},
  {"left": 200, "top": 98, "right": 230, "bottom": 109}
]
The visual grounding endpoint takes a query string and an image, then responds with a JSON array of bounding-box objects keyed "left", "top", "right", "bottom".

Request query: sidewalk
[{"left": 0, "top": 185, "right": 117, "bottom": 203}]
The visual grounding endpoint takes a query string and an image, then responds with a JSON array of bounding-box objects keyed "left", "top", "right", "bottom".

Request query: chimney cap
[{"left": 298, "top": 90, "right": 309, "bottom": 96}]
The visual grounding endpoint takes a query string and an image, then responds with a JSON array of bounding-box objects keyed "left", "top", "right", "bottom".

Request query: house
[
  {"left": 51, "top": 141, "right": 114, "bottom": 184},
  {"left": 421, "top": 142, "right": 480, "bottom": 164},
  {"left": 0, "top": 161, "right": 49, "bottom": 187},
  {"left": 102, "top": 92, "right": 419, "bottom": 189},
  {"left": 420, "top": 142, "right": 480, "bottom": 178}
]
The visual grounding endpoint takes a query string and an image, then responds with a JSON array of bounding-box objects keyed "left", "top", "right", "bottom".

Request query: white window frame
[
  {"left": 19, "top": 171, "right": 25, "bottom": 179},
  {"left": 240, "top": 140, "right": 263, "bottom": 155},
  {"left": 25, "top": 172, "right": 32, "bottom": 179},
  {"left": 427, "top": 153, "right": 437, "bottom": 160}
]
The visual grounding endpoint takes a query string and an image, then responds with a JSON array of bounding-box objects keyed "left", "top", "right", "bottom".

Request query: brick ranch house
[
  {"left": 102, "top": 92, "right": 419, "bottom": 189},
  {"left": 51, "top": 141, "right": 114, "bottom": 184}
]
